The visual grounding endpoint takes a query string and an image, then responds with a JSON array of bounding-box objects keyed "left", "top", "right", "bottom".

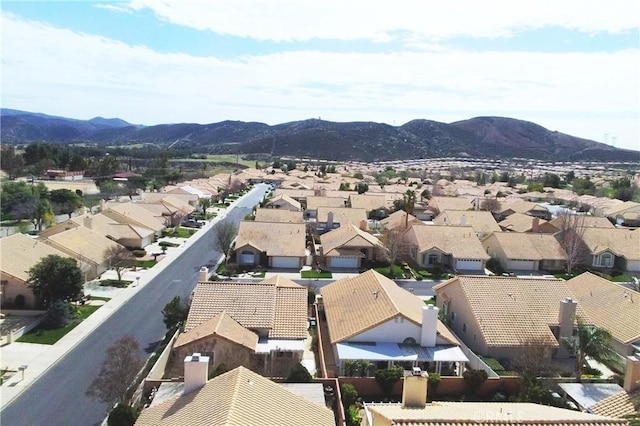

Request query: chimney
[
  {"left": 327, "top": 211, "right": 334, "bottom": 229},
  {"left": 199, "top": 267, "right": 209, "bottom": 282},
  {"left": 420, "top": 305, "right": 439, "bottom": 347},
  {"left": 532, "top": 217, "right": 540, "bottom": 233},
  {"left": 83, "top": 215, "right": 93, "bottom": 230},
  {"left": 360, "top": 220, "right": 368, "bottom": 231},
  {"left": 184, "top": 353, "right": 209, "bottom": 395},
  {"left": 460, "top": 214, "right": 467, "bottom": 226},
  {"left": 402, "top": 369, "right": 428, "bottom": 409},
  {"left": 557, "top": 297, "right": 577, "bottom": 358},
  {"left": 623, "top": 354, "right": 640, "bottom": 392}
]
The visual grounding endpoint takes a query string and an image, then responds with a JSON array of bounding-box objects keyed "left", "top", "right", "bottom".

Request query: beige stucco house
[{"left": 234, "top": 221, "right": 306, "bottom": 269}]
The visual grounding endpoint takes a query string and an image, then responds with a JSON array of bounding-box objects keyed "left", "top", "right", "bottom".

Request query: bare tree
[
  {"left": 480, "top": 197, "right": 501, "bottom": 214},
  {"left": 171, "top": 206, "right": 191, "bottom": 228},
  {"left": 86, "top": 336, "right": 143, "bottom": 408},
  {"left": 213, "top": 220, "right": 237, "bottom": 268},
  {"left": 104, "top": 245, "right": 135, "bottom": 282},
  {"left": 553, "top": 212, "right": 589, "bottom": 275},
  {"left": 510, "top": 334, "right": 556, "bottom": 378},
  {"left": 381, "top": 228, "right": 406, "bottom": 278}
]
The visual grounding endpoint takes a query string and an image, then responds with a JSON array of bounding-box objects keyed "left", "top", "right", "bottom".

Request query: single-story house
[
  {"left": 580, "top": 227, "right": 640, "bottom": 272},
  {"left": 496, "top": 199, "right": 551, "bottom": 221},
  {"left": 305, "top": 195, "right": 347, "bottom": 218},
  {"left": 426, "top": 196, "right": 473, "bottom": 217},
  {"left": 70, "top": 214, "right": 156, "bottom": 249},
  {"left": 348, "top": 194, "right": 388, "bottom": 214},
  {"left": 320, "top": 270, "right": 468, "bottom": 377},
  {"left": 316, "top": 206, "right": 367, "bottom": 233},
  {"left": 498, "top": 213, "right": 557, "bottom": 233},
  {"left": 234, "top": 221, "right": 306, "bottom": 269},
  {"left": 253, "top": 208, "right": 304, "bottom": 223},
  {"left": 548, "top": 215, "right": 615, "bottom": 232},
  {"left": 319, "top": 223, "right": 383, "bottom": 269},
  {"left": 602, "top": 201, "right": 640, "bottom": 227},
  {"left": 481, "top": 231, "right": 567, "bottom": 272},
  {"left": 404, "top": 225, "right": 490, "bottom": 273},
  {"left": 0, "top": 233, "right": 71, "bottom": 309},
  {"left": 433, "top": 210, "right": 501, "bottom": 239},
  {"left": 101, "top": 201, "right": 166, "bottom": 237},
  {"left": 379, "top": 210, "right": 422, "bottom": 232},
  {"left": 166, "top": 274, "right": 308, "bottom": 378},
  {"left": 265, "top": 193, "right": 302, "bottom": 211}
]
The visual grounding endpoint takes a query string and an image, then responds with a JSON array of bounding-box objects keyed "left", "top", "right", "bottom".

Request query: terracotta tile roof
[
  {"left": 433, "top": 276, "right": 589, "bottom": 347},
  {"left": 0, "top": 233, "right": 70, "bottom": 282},
  {"left": 483, "top": 232, "right": 567, "bottom": 261},
  {"left": 174, "top": 311, "right": 258, "bottom": 350},
  {"left": 433, "top": 210, "right": 501, "bottom": 235},
  {"left": 348, "top": 194, "right": 388, "bottom": 211},
  {"left": 567, "top": 272, "right": 640, "bottom": 345},
  {"left": 185, "top": 278, "right": 308, "bottom": 339},
  {"left": 366, "top": 401, "right": 628, "bottom": 425},
  {"left": 406, "top": 225, "right": 490, "bottom": 260},
  {"left": 320, "top": 224, "right": 383, "bottom": 256},
  {"left": 135, "top": 366, "right": 335, "bottom": 426},
  {"left": 41, "top": 226, "right": 123, "bottom": 266},
  {"left": 589, "top": 389, "right": 640, "bottom": 418},
  {"left": 235, "top": 221, "right": 306, "bottom": 257},
  {"left": 581, "top": 228, "right": 640, "bottom": 260},
  {"left": 498, "top": 212, "right": 552, "bottom": 233},
  {"left": 307, "top": 196, "right": 348, "bottom": 210},
  {"left": 548, "top": 216, "right": 614, "bottom": 230},
  {"left": 317, "top": 207, "right": 367, "bottom": 226},
  {"left": 254, "top": 208, "right": 304, "bottom": 223},
  {"left": 321, "top": 270, "right": 457, "bottom": 345}
]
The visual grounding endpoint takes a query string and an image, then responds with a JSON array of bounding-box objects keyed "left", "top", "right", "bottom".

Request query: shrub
[
  {"left": 132, "top": 249, "right": 146, "bottom": 258},
  {"left": 307, "top": 288, "right": 316, "bottom": 305},
  {"left": 43, "top": 299, "right": 73, "bottom": 329},
  {"left": 428, "top": 372, "right": 441, "bottom": 394},
  {"left": 486, "top": 257, "right": 505, "bottom": 275},
  {"left": 14, "top": 294, "right": 26, "bottom": 309},
  {"left": 285, "top": 363, "right": 312, "bottom": 383},
  {"left": 375, "top": 365, "right": 403, "bottom": 397},
  {"left": 159, "top": 241, "right": 179, "bottom": 248},
  {"left": 463, "top": 369, "right": 488, "bottom": 395},
  {"left": 341, "top": 383, "right": 359, "bottom": 413},
  {"left": 107, "top": 403, "right": 138, "bottom": 426}
]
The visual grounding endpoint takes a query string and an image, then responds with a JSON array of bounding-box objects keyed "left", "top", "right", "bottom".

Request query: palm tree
[{"left": 562, "top": 317, "right": 618, "bottom": 382}]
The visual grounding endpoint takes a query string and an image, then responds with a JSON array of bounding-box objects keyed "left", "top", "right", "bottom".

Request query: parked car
[{"left": 183, "top": 218, "right": 204, "bottom": 228}]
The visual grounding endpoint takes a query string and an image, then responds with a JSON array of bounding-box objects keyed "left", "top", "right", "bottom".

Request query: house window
[
  {"left": 428, "top": 254, "right": 438, "bottom": 265},
  {"left": 450, "top": 312, "right": 456, "bottom": 323},
  {"left": 599, "top": 253, "right": 613, "bottom": 268},
  {"left": 403, "top": 337, "right": 417, "bottom": 345},
  {"left": 462, "top": 323, "right": 467, "bottom": 333}
]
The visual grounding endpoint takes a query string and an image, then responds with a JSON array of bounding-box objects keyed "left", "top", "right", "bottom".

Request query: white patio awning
[{"left": 336, "top": 342, "right": 468, "bottom": 363}]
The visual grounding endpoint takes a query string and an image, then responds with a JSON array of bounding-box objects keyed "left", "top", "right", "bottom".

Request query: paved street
[{"left": 0, "top": 185, "right": 269, "bottom": 426}]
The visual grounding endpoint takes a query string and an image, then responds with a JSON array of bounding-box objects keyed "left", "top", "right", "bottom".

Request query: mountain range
[{"left": 1, "top": 108, "right": 637, "bottom": 162}]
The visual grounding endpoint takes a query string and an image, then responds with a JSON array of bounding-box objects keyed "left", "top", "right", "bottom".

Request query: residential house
[
  {"left": 433, "top": 210, "right": 501, "bottom": 239},
  {"left": 603, "top": 201, "right": 640, "bottom": 227},
  {"left": 316, "top": 207, "right": 367, "bottom": 233},
  {"left": 101, "top": 201, "right": 166, "bottom": 237},
  {"left": 71, "top": 214, "right": 156, "bottom": 249},
  {"left": 136, "top": 365, "right": 334, "bottom": 426},
  {"left": 404, "top": 225, "right": 490, "bottom": 273},
  {"left": 348, "top": 194, "right": 388, "bottom": 216},
  {"left": 379, "top": 210, "right": 422, "bottom": 232},
  {"left": 253, "top": 208, "right": 304, "bottom": 223},
  {"left": 234, "top": 221, "right": 306, "bottom": 269},
  {"left": 432, "top": 275, "right": 587, "bottom": 361},
  {"left": 320, "top": 270, "right": 468, "bottom": 376},
  {"left": 589, "top": 356, "right": 640, "bottom": 420},
  {"left": 166, "top": 273, "right": 308, "bottom": 378},
  {"left": 137, "top": 195, "right": 195, "bottom": 226},
  {"left": 426, "top": 196, "right": 473, "bottom": 218},
  {"left": 39, "top": 225, "right": 124, "bottom": 281},
  {"left": 319, "top": 224, "right": 383, "bottom": 269},
  {"left": 273, "top": 188, "right": 315, "bottom": 203},
  {"left": 265, "top": 193, "right": 302, "bottom": 211},
  {"left": 548, "top": 215, "right": 615, "bottom": 232},
  {"left": 580, "top": 227, "right": 640, "bottom": 272},
  {"left": 498, "top": 212, "right": 556, "bottom": 233},
  {"left": 141, "top": 191, "right": 199, "bottom": 209},
  {"left": 363, "top": 375, "right": 626, "bottom": 426},
  {"left": 566, "top": 273, "right": 640, "bottom": 358},
  {"left": 496, "top": 198, "right": 551, "bottom": 221},
  {"left": 481, "top": 232, "right": 567, "bottom": 272},
  {"left": 0, "top": 233, "right": 70, "bottom": 309},
  {"left": 305, "top": 196, "right": 347, "bottom": 218}
]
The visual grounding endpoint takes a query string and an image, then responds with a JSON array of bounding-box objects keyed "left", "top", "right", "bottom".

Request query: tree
[
  {"left": 105, "top": 245, "right": 135, "bottom": 282},
  {"left": 28, "top": 255, "right": 84, "bottom": 308},
  {"left": 285, "top": 363, "right": 312, "bottom": 383},
  {"left": 375, "top": 365, "right": 403, "bottom": 397},
  {"left": 355, "top": 181, "right": 369, "bottom": 194},
  {"left": 463, "top": 369, "right": 488, "bottom": 396},
  {"left": 86, "top": 336, "right": 143, "bottom": 408},
  {"left": 543, "top": 173, "right": 561, "bottom": 188},
  {"left": 511, "top": 335, "right": 555, "bottom": 378},
  {"left": 480, "top": 197, "right": 501, "bottom": 214},
  {"left": 162, "top": 295, "right": 188, "bottom": 330},
  {"left": 554, "top": 212, "right": 589, "bottom": 274},
  {"left": 43, "top": 299, "right": 74, "bottom": 329},
  {"left": 107, "top": 403, "right": 138, "bottom": 426},
  {"left": 381, "top": 228, "right": 404, "bottom": 278},
  {"left": 0, "top": 144, "right": 24, "bottom": 179},
  {"left": 420, "top": 188, "right": 431, "bottom": 201},
  {"left": 562, "top": 317, "right": 618, "bottom": 382},
  {"left": 49, "top": 188, "right": 84, "bottom": 219},
  {"left": 213, "top": 220, "right": 237, "bottom": 268}
]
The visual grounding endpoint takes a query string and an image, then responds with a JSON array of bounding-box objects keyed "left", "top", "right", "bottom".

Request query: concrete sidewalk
[{"left": 0, "top": 188, "right": 256, "bottom": 410}]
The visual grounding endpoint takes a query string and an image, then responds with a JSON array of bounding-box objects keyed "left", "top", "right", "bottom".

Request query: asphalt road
[{"left": 0, "top": 184, "right": 269, "bottom": 426}]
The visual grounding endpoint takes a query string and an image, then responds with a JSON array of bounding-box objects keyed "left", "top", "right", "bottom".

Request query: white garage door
[
  {"left": 507, "top": 260, "right": 536, "bottom": 270},
  {"left": 271, "top": 256, "right": 300, "bottom": 269},
  {"left": 455, "top": 259, "right": 483, "bottom": 271},
  {"left": 330, "top": 256, "right": 359, "bottom": 268}
]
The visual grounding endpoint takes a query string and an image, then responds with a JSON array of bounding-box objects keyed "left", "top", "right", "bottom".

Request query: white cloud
[
  {"left": 126, "top": 0, "right": 640, "bottom": 42},
  {"left": 1, "top": 13, "right": 638, "bottom": 150}
]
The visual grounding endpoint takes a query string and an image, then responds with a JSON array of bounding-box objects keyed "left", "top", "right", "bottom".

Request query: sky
[{"left": 1, "top": 0, "right": 639, "bottom": 151}]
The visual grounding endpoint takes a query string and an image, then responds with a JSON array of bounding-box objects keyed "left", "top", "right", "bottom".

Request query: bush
[
  {"left": 132, "top": 249, "right": 146, "bottom": 258},
  {"left": 486, "top": 257, "right": 505, "bottom": 275},
  {"left": 159, "top": 241, "right": 180, "bottom": 248},
  {"left": 43, "top": 299, "right": 73, "bottom": 329},
  {"left": 428, "top": 372, "right": 441, "bottom": 394},
  {"left": 14, "top": 294, "right": 26, "bottom": 309},
  {"left": 341, "top": 383, "right": 359, "bottom": 413},
  {"left": 285, "top": 363, "right": 312, "bottom": 383},
  {"left": 463, "top": 369, "right": 488, "bottom": 395},
  {"left": 375, "top": 365, "right": 403, "bottom": 397},
  {"left": 107, "top": 403, "right": 138, "bottom": 426}
]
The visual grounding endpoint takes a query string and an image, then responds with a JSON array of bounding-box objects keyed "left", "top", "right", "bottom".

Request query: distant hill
[{"left": 1, "top": 109, "right": 637, "bottom": 162}]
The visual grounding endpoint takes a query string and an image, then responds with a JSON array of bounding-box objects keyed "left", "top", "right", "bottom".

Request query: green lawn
[
  {"left": 17, "top": 305, "right": 101, "bottom": 345},
  {"left": 301, "top": 270, "right": 333, "bottom": 279},
  {"left": 136, "top": 260, "right": 157, "bottom": 269},
  {"left": 373, "top": 264, "right": 405, "bottom": 278},
  {"left": 170, "top": 228, "right": 196, "bottom": 238},
  {"left": 88, "top": 296, "right": 111, "bottom": 302}
]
